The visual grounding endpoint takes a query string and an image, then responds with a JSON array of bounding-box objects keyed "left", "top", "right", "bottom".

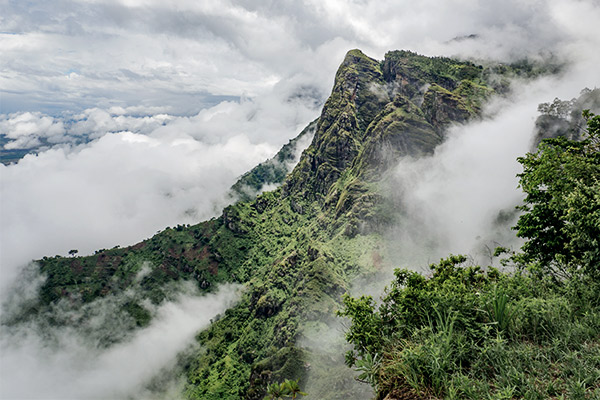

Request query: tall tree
[{"left": 514, "top": 111, "right": 600, "bottom": 280}]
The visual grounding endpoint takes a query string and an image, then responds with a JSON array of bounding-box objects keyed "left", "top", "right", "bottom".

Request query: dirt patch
[
  {"left": 70, "top": 259, "right": 83, "bottom": 274},
  {"left": 132, "top": 242, "right": 147, "bottom": 250},
  {"left": 372, "top": 251, "right": 383, "bottom": 270},
  {"left": 159, "top": 263, "right": 180, "bottom": 279},
  {"left": 183, "top": 246, "right": 219, "bottom": 275}
]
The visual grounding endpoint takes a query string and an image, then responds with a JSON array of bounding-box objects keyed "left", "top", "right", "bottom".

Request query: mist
[
  {"left": 384, "top": 80, "right": 551, "bottom": 271},
  {"left": 382, "top": 32, "right": 599, "bottom": 272},
  {"left": 0, "top": 91, "right": 319, "bottom": 296},
  {"left": 0, "top": 277, "right": 242, "bottom": 399}
]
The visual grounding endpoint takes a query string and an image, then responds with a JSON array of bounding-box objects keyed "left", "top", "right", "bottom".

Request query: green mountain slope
[
  {"left": 12, "top": 49, "right": 550, "bottom": 399},
  {"left": 340, "top": 108, "right": 600, "bottom": 400},
  {"left": 230, "top": 119, "right": 318, "bottom": 203}
]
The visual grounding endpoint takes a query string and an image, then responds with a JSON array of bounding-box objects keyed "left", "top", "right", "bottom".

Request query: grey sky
[{"left": 2, "top": 0, "right": 596, "bottom": 116}]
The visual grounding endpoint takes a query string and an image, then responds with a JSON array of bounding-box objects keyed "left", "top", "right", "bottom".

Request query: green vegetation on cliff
[
  {"left": 340, "top": 112, "right": 600, "bottom": 399},
  {"left": 9, "top": 49, "right": 568, "bottom": 399},
  {"left": 230, "top": 119, "right": 318, "bottom": 202}
]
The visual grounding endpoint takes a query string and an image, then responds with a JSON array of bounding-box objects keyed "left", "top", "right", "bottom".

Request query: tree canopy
[{"left": 514, "top": 111, "right": 600, "bottom": 280}]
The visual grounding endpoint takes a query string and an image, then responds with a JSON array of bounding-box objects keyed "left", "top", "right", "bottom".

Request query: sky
[{"left": 1, "top": 0, "right": 600, "bottom": 398}]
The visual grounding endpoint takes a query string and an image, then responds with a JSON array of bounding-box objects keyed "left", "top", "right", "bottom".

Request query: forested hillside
[{"left": 4, "top": 49, "right": 597, "bottom": 400}]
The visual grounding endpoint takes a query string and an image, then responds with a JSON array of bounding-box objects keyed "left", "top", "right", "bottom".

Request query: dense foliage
[
  {"left": 340, "top": 113, "right": 600, "bottom": 399},
  {"left": 264, "top": 379, "right": 307, "bottom": 400},
  {"left": 341, "top": 256, "right": 600, "bottom": 399},
  {"left": 515, "top": 111, "right": 600, "bottom": 280}
]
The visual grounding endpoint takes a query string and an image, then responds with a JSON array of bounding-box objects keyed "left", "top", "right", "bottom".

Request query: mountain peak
[
  {"left": 283, "top": 49, "right": 496, "bottom": 202},
  {"left": 21, "top": 48, "right": 557, "bottom": 400},
  {"left": 341, "top": 48, "right": 375, "bottom": 66},
  {"left": 282, "top": 49, "right": 387, "bottom": 199}
]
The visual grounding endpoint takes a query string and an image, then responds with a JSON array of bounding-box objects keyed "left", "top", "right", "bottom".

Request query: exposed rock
[{"left": 422, "top": 83, "right": 472, "bottom": 133}]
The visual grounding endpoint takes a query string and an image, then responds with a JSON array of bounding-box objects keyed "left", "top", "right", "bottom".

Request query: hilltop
[{"left": 6, "top": 49, "right": 592, "bottom": 399}]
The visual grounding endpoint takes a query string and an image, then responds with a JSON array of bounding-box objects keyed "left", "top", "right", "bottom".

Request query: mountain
[
  {"left": 230, "top": 119, "right": 318, "bottom": 203},
  {"left": 3, "top": 49, "right": 562, "bottom": 399}
]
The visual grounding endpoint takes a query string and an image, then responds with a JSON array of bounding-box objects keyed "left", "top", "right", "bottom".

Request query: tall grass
[{"left": 341, "top": 257, "right": 600, "bottom": 399}]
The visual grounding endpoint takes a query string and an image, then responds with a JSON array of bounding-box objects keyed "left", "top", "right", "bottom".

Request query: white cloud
[
  {"left": 0, "top": 79, "right": 320, "bottom": 295},
  {"left": 0, "top": 129, "right": 272, "bottom": 292},
  {"left": 0, "top": 281, "right": 242, "bottom": 399},
  {"left": 2, "top": 0, "right": 598, "bottom": 116},
  {"left": 0, "top": 112, "right": 66, "bottom": 149},
  {"left": 384, "top": 74, "right": 599, "bottom": 275}
]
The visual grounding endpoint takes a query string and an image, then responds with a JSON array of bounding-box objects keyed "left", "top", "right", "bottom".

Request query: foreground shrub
[{"left": 339, "top": 256, "right": 600, "bottom": 399}]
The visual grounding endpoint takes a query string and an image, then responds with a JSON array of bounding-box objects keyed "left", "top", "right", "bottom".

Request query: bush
[{"left": 340, "top": 255, "right": 600, "bottom": 399}]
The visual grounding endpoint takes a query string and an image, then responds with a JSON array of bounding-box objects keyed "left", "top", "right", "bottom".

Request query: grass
[{"left": 341, "top": 256, "right": 600, "bottom": 399}]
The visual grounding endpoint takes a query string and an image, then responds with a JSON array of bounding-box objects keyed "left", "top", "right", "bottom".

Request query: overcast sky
[
  {"left": 2, "top": 0, "right": 598, "bottom": 115},
  {"left": 2, "top": 0, "right": 600, "bottom": 293}
]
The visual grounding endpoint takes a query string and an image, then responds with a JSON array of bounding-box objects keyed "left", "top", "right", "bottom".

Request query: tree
[
  {"left": 68, "top": 249, "right": 78, "bottom": 257},
  {"left": 537, "top": 97, "right": 575, "bottom": 119},
  {"left": 264, "top": 382, "right": 288, "bottom": 400},
  {"left": 282, "top": 379, "right": 307, "bottom": 399},
  {"left": 514, "top": 111, "right": 600, "bottom": 280},
  {"left": 263, "top": 379, "right": 306, "bottom": 400}
]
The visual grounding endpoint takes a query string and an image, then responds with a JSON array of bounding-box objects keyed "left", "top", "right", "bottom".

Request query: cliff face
[
  {"left": 285, "top": 50, "right": 491, "bottom": 200},
  {"left": 20, "top": 49, "right": 527, "bottom": 399},
  {"left": 283, "top": 50, "right": 387, "bottom": 198}
]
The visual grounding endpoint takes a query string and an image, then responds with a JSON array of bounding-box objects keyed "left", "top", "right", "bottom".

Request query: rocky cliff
[{"left": 14, "top": 49, "right": 543, "bottom": 399}]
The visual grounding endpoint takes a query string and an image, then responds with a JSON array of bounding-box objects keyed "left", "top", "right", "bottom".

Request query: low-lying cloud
[
  {"left": 0, "top": 112, "right": 66, "bottom": 150},
  {"left": 0, "top": 280, "right": 242, "bottom": 399},
  {"left": 0, "top": 129, "right": 266, "bottom": 291},
  {"left": 0, "top": 88, "right": 319, "bottom": 296},
  {"left": 384, "top": 75, "right": 599, "bottom": 275}
]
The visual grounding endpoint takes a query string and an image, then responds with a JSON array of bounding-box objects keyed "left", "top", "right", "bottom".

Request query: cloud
[
  {"left": 0, "top": 112, "right": 66, "bottom": 149},
  {"left": 381, "top": 64, "right": 599, "bottom": 282},
  {"left": 0, "top": 128, "right": 269, "bottom": 293},
  {"left": 0, "top": 78, "right": 320, "bottom": 295},
  {"left": 0, "top": 280, "right": 242, "bottom": 399},
  {"left": 2, "top": 0, "right": 598, "bottom": 118}
]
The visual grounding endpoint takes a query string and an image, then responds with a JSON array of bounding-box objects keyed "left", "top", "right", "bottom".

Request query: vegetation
[
  {"left": 515, "top": 110, "right": 600, "bottom": 281},
  {"left": 264, "top": 379, "right": 307, "bottom": 400},
  {"left": 230, "top": 120, "right": 318, "bottom": 202},
  {"left": 340, "top": 113, "right": 600, "bottom": 399},
  {"left": 7, "top": 49, "right": 569, "bottom": 399}
]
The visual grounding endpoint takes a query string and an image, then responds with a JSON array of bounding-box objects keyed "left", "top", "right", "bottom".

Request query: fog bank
[{"left": 0, "top": 281, "right": 241, "bottom": 399}]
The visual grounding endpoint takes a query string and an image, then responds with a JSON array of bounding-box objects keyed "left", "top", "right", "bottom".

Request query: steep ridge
[
  {"left": 283, "top": 50, "right": 388, "bottom": 199},
  {"left": 10, "top": 49, "right": 544, "bottom": 399},
  {"left": 230, "top": 119, "right": 318, "bottom": 203}
]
